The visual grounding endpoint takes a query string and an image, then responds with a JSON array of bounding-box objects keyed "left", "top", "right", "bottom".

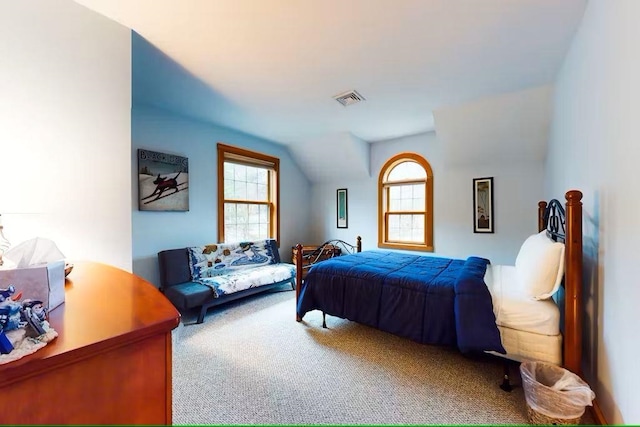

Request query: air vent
[{"left": 333, "top": 90, "right": 365, "bottom": 107}]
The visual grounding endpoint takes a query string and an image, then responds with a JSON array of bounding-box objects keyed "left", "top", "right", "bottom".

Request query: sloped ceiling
[
  {"left": 75, "top": 0, "right": 585, "bottom": 146},
  {"left": 290, "top": 133, "right": 371, "bottom": 183},
  {"left": 435, "top": 85, "right": 553, "bottom": 167}
]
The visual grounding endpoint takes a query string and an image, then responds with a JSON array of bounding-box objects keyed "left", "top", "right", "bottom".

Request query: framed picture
[
  {"left": 337, "top": 188, "right": 348, "bottom": 228},
  {"left": 473, "top": 177, "right": 494, "bottom": 233},
  {"left": 138, "top": 149, "right": 189, "bottom": 211}
]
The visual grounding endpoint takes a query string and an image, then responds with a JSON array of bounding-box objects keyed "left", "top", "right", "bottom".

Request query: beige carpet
[{"left": 171, "top": 288, "right": 587, "bottom": 425}]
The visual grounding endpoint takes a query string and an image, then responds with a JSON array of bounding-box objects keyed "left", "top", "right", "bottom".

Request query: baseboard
[{"left": 590, "top": 398, "right": 607, "bottom": 425}]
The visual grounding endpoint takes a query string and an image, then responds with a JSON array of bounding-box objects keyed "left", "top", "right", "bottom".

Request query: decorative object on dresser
[
  {"left": 138, "top": 148, "right": 189, "bottom": 211},
  {"left": 0, "top": 283, "right": 57, "bottom": 360},
  {"left": 473, "top": 177, "right": 494, "bottom": 233},
  {"left": 0, "top": 237, "right": 67, "bottom": 311},
  {"left": 158, "top": 239, "right": 295, "bottom": 324}
]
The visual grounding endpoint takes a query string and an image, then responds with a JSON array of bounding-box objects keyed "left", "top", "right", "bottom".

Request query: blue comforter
[{"left": 296, "top": 251, "right": 505, "bottom": 354}]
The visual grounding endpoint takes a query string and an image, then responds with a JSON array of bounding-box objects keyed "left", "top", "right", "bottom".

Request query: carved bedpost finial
[
  {"left": 356, "top": 236, "right": 362, "bottom": 253},
  {"left": 538, "top": 201, "right": 548, "bottom": 233},
  {"left": 566, "top": 190, "right": 583, "bottom": 204}
]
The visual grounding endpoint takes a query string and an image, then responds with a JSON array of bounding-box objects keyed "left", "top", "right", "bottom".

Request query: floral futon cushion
[{"left": 187, "top": 239, "right": 294, "bottom": 297}]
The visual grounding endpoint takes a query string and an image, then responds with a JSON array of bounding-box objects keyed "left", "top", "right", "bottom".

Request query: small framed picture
[
  {"left": 337, "top": 188, "right": 348, "bottom": 228},
  {"left": 473, "top": 177, "right": 494, "bottom": 233}
]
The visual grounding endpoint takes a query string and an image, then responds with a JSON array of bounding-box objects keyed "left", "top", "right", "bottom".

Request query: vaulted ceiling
[{"left": 75, "top": 0, "right": 586, "bottom": 147}]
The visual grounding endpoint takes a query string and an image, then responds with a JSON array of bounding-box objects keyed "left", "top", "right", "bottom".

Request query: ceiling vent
[{"left": 333, "top": 90, "right": 365, "bottom": 107}]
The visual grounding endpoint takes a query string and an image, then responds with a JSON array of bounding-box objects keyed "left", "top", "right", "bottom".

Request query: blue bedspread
[{"left": 296, "top": 251, "right": 505, "bottom": 354}]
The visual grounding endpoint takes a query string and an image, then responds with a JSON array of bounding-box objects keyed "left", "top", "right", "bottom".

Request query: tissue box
[{"left": 0, "top": 260, "right": 65, "bottom": 311}]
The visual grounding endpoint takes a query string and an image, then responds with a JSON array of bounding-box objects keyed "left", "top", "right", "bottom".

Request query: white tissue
[{"left": 3, "top": 237, "right": 65, "bottom": 268}]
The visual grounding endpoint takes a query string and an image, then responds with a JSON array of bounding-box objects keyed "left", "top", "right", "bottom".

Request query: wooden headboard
[{"left": 537, "top": 190, "right": 583, "bottom": 375}]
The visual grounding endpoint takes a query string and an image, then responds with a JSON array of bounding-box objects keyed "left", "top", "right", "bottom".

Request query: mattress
[
  {"left": 485, "top": 264, "right": 562, "bottom": 365},
  {"left": 494, "top": 325, "right": 562, "bottom": 365},
  {"left": 486, "top": 264, "right": 560, "bottom": 335}
]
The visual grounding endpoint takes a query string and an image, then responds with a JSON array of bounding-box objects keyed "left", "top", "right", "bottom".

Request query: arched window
[{"left": 378, "top": 152, "right": 433, "bottom": 252}]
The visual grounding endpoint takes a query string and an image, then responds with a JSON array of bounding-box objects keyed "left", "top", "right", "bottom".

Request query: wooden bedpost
[
  {"left": 538, "top": 201, "right": 547, "bottom": 232},
  {"left": 564, "top": 190, "right": 583, "bottom": 376},
  {"left": 295, "top": 243, "right": 303, "bottom": 322},
  {"left": 356, "top": 236, "right": 362, "bottom": 253}
]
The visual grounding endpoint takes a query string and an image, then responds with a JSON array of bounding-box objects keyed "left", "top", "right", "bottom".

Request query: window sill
[{"left": 378, "top": 242, "right": 434, "bottom": 252}]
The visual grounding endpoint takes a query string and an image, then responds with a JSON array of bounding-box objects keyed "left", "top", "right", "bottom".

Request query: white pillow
[{"left": 515, "top": 231, "right": 565, "bottom": 300}]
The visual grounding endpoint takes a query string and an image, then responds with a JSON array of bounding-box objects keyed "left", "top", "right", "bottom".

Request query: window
[
  {"left": 378, "top": 152, "right": 433, "bottom": 251},
  {"left": 217, "top": 143, "right": 279, "bottom": 243}
]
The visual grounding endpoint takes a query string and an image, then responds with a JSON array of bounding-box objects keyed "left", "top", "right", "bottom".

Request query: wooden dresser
[
  {"left": 291, "top": 244, "right": 341, "bottom": 279},
  {"left": 0, "top": 262, "right": 180, "bottom": 425}
]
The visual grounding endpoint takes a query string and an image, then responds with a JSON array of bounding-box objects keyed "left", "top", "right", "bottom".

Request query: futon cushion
[
  {"left": 163, "top": 281, "right": 213, "bottom": 311},
  {"left": 158, "top": 248, "right": 191, "bottom": 288},
  {"left": 188, "top": 239, "right": 280, "bottom": 280},
  {"left": 198, "top": 263, "right": 296, "bottom": 297}
]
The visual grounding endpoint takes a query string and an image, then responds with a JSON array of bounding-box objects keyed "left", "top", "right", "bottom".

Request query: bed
[{"left": 295, "top": 190, "right": 584, "bottom": 377}]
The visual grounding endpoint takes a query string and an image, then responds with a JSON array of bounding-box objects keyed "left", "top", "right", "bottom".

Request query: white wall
[
  {"left": 311, "top": 132, "right": 544, "bottom": 264},
  {"left": 0, "top": 0, "right": 132, "bottom": 270},
  {"left": 546, "top": 1, "right": 640, "bottom": 424},
  {"left": 132, "top": 106, "right": 312, "bottom": 286}
]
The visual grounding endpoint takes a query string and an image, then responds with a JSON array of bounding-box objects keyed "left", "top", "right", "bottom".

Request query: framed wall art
[
  {"left": 138, "top": 149, "right": 189, "bottom": 211},
  {"left": 473, "top": 177, "right": 493, "bottom": 233},
  {"left": 337, "top": 188, "right": 348, "bottom": 228}
]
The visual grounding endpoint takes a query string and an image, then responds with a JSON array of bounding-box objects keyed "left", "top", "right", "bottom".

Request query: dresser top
[{"left": 0, "top": 261, "right": 180, "bottom": 382}]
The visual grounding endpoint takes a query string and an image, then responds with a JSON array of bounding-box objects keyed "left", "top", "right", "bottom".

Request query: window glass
[{"left": 387, "top": 161, "right": 427, "bottom": 181}]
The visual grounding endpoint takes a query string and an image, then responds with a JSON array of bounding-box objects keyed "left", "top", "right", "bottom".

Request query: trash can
[{"left": 520, "top": 361, "right": 595, "bottom": 425}]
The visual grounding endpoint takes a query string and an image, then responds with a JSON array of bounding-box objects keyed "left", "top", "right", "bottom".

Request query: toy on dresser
[{"left": 0, "top": 284, "right": 50, "bottom": 355}]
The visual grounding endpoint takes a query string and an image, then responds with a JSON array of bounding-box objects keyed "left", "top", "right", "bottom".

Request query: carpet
[{"left": 171, "top": 288, "right": 590, "bottom": 425}]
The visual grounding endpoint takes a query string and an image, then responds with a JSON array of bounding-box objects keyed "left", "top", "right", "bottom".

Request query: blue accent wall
[{"left": 131, "top": 33, "right": 311, "bottom": 286}]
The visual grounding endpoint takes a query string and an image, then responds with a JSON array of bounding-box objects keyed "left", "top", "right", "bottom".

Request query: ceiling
[{"left": 75, "top": 0, "right": 586, "bottom": 146}]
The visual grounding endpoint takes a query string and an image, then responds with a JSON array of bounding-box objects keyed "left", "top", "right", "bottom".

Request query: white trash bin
[{"left": 520, "top": 361, "right": 595, "bottom": 425}]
